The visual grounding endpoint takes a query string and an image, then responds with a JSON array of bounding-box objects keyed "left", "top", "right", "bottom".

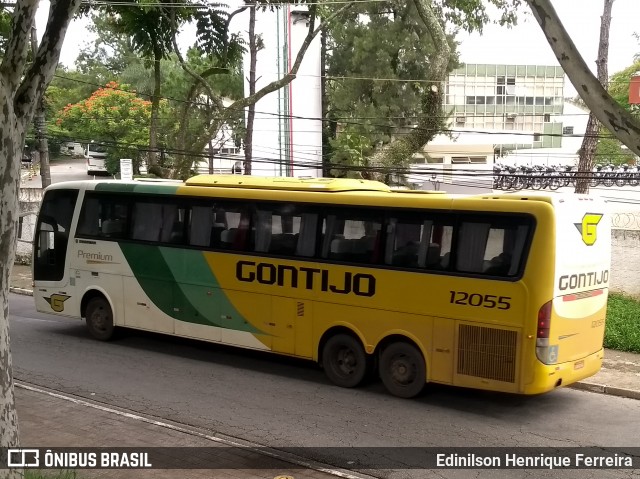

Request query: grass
[
  {"left": 605, "top": 293, "right": 640, "bottom": 353},
  {"left": 24, "top": 471, "right": 77, "bottom": 479}
]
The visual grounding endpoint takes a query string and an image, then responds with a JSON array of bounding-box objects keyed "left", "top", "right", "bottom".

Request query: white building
[
  {"left": 242, "top": 6, "right": 323, "bottom": 177},
  {"left": 408, "top": 64, "right": 589, "bottom": 191}
]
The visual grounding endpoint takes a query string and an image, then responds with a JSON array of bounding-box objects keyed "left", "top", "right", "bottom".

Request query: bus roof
[{"left": 185, "top": 175, "right": 391, "bottom": 193}]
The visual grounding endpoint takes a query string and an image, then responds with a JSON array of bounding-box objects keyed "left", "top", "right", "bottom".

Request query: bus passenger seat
[
  {"left": 210, "top": 225, "right": 225, "bottom": 248},
  {"left": 220, "top": 228, "right": 237, "bottom": 248},
  {"left": 426, "top": 244, "right": 441, "bottom": 267},
  {"left": 101, "top": 219, "right": 123, "bottom": 237},
  {"left": 440, "top": 252, "right": 450, "bottom": 269},
  {"left": 330, "top": 238, "right": 352, "bottom": 261},
  {"left": 169, "top": 221, "right": 184, "bottom": 243}
]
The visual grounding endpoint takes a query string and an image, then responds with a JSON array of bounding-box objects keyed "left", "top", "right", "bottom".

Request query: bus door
[{"left": 33, "top": 189, "right": 80, "bottom": 316}]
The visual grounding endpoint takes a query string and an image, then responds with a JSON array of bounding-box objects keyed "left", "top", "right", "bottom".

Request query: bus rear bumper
[{"left": 524, "top": 349, "right": 604, "bottom": 395}]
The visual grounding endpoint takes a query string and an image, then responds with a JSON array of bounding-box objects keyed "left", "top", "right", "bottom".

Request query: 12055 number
[{"left": 449, "top": 291, "right": 511, "bottom": 310}]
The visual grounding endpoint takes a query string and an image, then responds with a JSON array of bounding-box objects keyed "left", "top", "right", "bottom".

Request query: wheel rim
[
  {"left": 91, "top": 305, "right": 109, "bottom": 332},
  {"left": 388, "top": 353, "right": 417, "bottom": 386},
  {"left": 333, "top": 346, "right": 360, "bottom": 378}
]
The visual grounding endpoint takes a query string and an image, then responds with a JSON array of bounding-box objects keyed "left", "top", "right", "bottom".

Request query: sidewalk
[
  {"left": 15, "top": 383, "right": 358, "bottom": 479},
  {"left": 7, "top": 264, "right": 640, "bottom": 478}
]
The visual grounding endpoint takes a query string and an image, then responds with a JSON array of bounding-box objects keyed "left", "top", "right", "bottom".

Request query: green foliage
[
  {"left": 326, "top": 1, "right": 458, "bottom": 175},
  {"left": 325, "top": 0, "right": 523, "bottom": 178},
  {"left": 605, "top": 294, "right": 640, "bottom": 353},
  {"left": 55, "top": 81, "right": 172, "bottom": 173},
  {"left": 329, "top": 128, "right": 375, "bottom": 178},
  {"left": 0, "top": 8, "right": 11, "bottom": 52},
  {"left": 76, "top": 13, "right": 138, "bottom": 75},
  {"left": 432, "top": 0, "right": 522, "bottom": 33},
  {"left": 595, "top": 133, "right": 636, "bottom": 166},
  {"left": 607, "top": 60, "right": 640, "bottom": 115},
  {"left": 595, "top": 61, "right": 640, "bottom": 165}
]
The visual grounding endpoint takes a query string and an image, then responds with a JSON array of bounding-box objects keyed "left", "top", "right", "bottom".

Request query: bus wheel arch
[
  {"left": 376, "top": 336, "right": 427, "bottom": 399},
  {"left": 319, "top": 327, "right": 372, "bottom": 388},
  {"left": 82, "top": 291, "right": 115, "bottom": 341}
]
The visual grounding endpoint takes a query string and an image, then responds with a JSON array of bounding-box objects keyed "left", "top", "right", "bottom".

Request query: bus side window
[
  {"left": 77, "top": 194, "right": 129, "bottom": 240},
  {"left": 455, "top": 217, "right": 531, "bottom": 278},
  {"left": 189, "top": 206, "right": 214, "bottom": 247},
  {"left": 322, "top": 212, "right": 381, "bottom": 264},
  {"left": 456, "top": 222, "right": 491, "bottom": 273}
]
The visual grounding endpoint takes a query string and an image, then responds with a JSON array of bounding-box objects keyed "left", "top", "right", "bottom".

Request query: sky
[
  {"left": 37, "top": 0, "right": 639, "bottom": 96},
  {"left": 455, "top": 0, "right": 639, "bottom": 96}
]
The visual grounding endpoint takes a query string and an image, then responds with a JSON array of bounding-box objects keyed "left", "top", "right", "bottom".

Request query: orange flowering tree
[{"left": 56, "top": 81, "right": 171, "bottom": 173}]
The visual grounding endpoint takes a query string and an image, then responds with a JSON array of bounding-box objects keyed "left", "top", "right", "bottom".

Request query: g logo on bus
[
  {"left": 575, "top": 213, "right": 603, "bottom": 246},
  {"left": 44, "top": 294, "right": 71, "bottom": 313}
]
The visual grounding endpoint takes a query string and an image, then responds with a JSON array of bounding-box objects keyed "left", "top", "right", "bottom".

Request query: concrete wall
[
  {"left": 16, "top": 188, "right": 42, "bottom": 264},
  {"left": 611, "top": 228, "right": 640, "bottom": 299}
]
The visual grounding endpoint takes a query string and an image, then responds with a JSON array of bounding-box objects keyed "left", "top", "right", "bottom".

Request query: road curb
[
  {"left": 570, "top": 381, "right": 640, "bottom": 400},
  {"left": 10, "top": 286, "right": 33, "bottom": 296}
]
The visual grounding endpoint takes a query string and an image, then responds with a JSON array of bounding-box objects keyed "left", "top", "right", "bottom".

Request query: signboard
[{"left": 120, "top": 158, "right": 133, "bottom": 181}]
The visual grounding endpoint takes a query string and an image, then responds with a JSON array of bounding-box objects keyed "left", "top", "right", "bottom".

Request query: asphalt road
[{"left": 9, "top": 293, "right": 640, "bottom": 479}]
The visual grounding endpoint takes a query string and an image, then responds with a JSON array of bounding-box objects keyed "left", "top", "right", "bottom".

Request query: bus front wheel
[
  {"left": 379, "top": 342, "right": 425, "bottom": 398},
  {"left": 322, "top": 334, "right": 367, "bottom": 388},
  {"left": 85, "top": 297, "right": 115, "bottom": 341}
]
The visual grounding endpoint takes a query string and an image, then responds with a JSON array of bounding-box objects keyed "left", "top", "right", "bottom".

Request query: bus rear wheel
[
  {"left": 322, "top": 334, "right": 368, "bottom": 388},
  {"left": 85, "top": 297, "right": 115, "bottom": 341},
  {"left": 379, "top": 342, "right": 425, "bottom": 398}
]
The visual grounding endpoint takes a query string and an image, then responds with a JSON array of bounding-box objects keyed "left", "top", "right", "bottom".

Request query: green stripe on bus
[
  {"left": 95, "top": 183, "right": 180, "bottom": 195},
  {"left": 119, "top": 243, "right": 261, "bottom": 333}
]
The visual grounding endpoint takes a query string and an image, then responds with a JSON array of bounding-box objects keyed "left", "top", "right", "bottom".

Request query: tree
[
  {"left": 594, "top": 60, "right": 640, "bottom": 166},
  {"left": 55, "top": 81, "right": 165, "bottom": 173},
  {"left": 574, "top": 0, "right": 613, "bottom": 194},
  {"left": 168, "top": 3, "right": 354, "bottom": 177},
  {"left": 525, "top": 0, "right": 640, "bottom": 159},
  {"left": 331, "top": 0, "right": 521, "bottom": 182},
  {"left": 325, "top": 0, "right": 459, "bottom": 178},
  {"left": 80, "top": 0, "right": 194, "bottom": 168},
  {"left": 0, "top": 0, "right": 82, "bottom": 470}
]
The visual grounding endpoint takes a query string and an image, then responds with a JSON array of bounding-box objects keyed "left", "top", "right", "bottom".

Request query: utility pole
[
  {"left": 243, "top": 1, "right": 258, "bottom": 175},
  {"left": 574, "top": 0, "right": 614, "bottom": 194},
  {"left": 30, "top": 25, "right": 51, "bottom": 188}
]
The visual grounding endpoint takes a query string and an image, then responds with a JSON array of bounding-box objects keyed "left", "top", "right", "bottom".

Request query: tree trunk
[
  {"left": 243, "top": 3, "right": 257, "bottom": 175},
  {"left": 30, "top": 26, "right": 51, "bottom": 188},
  {"left": 320, "top": 29, "right": 331, "bottom": 177},
  {"left": 525, "top": 0, "right": 640, "bottom": 159},
  {"left": 148, "top": 49, "right": 162, "bottom": 167},
  {"left": 0, "top": 1, "right": 83, "bottom": 468},
  {"left": 0, "top": 101, "right": 22, "bottom": 475},
  {"left": 574, "top": 0, "right": 614, "bottom": 194}
]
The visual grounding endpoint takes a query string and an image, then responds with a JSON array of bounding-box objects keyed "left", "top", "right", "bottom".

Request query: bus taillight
[
  {"left": 536, "top": 300, "right": 555, "bottom": 364},
  {"left": 537, "top": 301, "right": 552, "bottom": 339}
]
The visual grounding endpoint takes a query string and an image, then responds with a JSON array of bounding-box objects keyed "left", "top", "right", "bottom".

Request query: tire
[
  {"left": 85, "top": 296, "right": 115, "bottom": 341},
  {"left": 322, "top": 334, "right": 368, "bottom": 388},
  {"left": 379, "top": 342, "right": 426, "bottom": 399}
]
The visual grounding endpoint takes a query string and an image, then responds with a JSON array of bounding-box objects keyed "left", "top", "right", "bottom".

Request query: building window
[
  {"left": 452, "top": 156, "right": 470, "bottom": 164},
  {"left": 426, "top": 156, "right": 444, "bottom": 164},
  {"left": 563, "top": 126, "right": 574, "bottom": 135},
  {"left": 533, "top": 133, "right": 542, "bottom": 142},
  {"left": 544, "top": 114, "right": 551, "bottom": 122}
]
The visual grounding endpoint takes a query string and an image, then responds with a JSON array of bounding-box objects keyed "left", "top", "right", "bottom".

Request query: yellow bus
[{"left": 32, "top": 175, "right": 610, "bottom": 398}]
